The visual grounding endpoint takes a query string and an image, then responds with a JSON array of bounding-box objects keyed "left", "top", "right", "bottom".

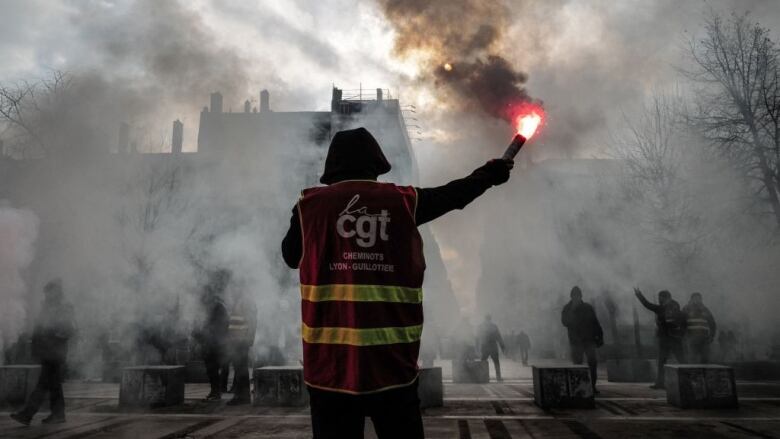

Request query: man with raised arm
[{"left": 282, "top": 127, "right": 513, "bottom": 439}]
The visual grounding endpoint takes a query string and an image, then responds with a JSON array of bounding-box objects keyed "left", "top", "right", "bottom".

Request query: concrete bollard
[
  {"left": 119, "top": 366, "right": 185, "bottom": 408},
  {"left": 0, "top": 365, "right": 41, "bottom": 405},
  {"left": 418, "top": 367, "right": 443, "bottom": 408},
  {"left": 532, "top": 365, "right": 594, "bottom": 409},
  {"left": 665, "top": 364, "right": 738, "bottom": 409},
  {"left": 253, "top": 366, "right": 308, "bottom": 406},
  {"left": 606, "top": 359, "right": 656, "bottom": 382},
  {"left": 452, "top": 359, "right": 489, "bottom": 383}
]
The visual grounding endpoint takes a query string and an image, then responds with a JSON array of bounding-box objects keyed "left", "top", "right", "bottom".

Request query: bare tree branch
[
  {"left": 686, "top": 11, "right": 780, "bottom": 228},
  {"left": 0, "top": 70, "right": 70, "bottom": 158}
]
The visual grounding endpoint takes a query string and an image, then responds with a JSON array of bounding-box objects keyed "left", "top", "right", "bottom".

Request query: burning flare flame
[{"left": 516, "top": 109, "right": 543, "bottom": 139}]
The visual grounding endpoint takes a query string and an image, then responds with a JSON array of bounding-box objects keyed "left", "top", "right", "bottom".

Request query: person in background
[
  {"left": 194, "top": 269, "right": 231, "bottom": 401},
  {"left": 225, "top": 287, "right": 257, "bottom": 405},
  {"left": 682, "top": 292, "right": 717, "bottom": 363},
  {"left": 518, "top": 330, "right": 532, "bottom": 366},
  {"left": 635, "top": 288, "right": 686, "bottom": 389},
  {"left": 561, "top": 286, "right": 604, "bottom": 394},
  {"left": 478, "top": 314, "right": 506, "bottom": 382},
  {"left": 11, "top": 279, "right": 76, "bottom": 426}
]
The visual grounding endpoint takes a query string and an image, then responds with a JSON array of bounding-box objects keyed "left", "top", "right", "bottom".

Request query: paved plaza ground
[{"left": 1, "top": 360, "right": 779, "bottom": 438}]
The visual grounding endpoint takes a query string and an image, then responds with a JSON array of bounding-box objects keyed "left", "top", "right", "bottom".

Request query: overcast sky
[{"left": 3, "top": 0, "right": 780, "bottom": 150}]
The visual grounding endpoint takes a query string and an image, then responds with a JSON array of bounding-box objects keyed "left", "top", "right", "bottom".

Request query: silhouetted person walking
[
  {"left": 225, "top": 287, "right": 257, "bottom": 405},
  {"left": 683, "top": 292, "right": 716, "bottom": 364},
  {"left": 561, "top": 286, "right": 603, "bottom": 393},
  {"left": 635, "top": 288, "right": 686, "bottom": 389},
  {"left": 518, "top": 331, "right": 531, "bottom": 366},
  {"left": 11, "top": 279, "right": 75, "bottom": 426},
  {"left": 194, "top": 269, "right": 230, "bottom": 401},
  {"left": 478, "top": 315, "right": 506, "bottom": 382},
  {"left": 282, "top": 127, "right": 513, "bottom": 439}
]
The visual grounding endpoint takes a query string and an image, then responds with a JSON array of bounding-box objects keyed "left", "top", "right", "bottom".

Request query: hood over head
[{"left": 320, "top": 127, "right": 391, "bottom": 184}]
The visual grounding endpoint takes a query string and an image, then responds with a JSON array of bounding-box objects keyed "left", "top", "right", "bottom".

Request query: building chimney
[
  {"left": 376, "top": 88, "right": 383, "bottom": 102},
  {"left": 331, "top": 87, "right": 343, "bottom": 112},
  {"left": 210, "top": 92, "right": 223, "bottom": 114},
  {"left": 260, "top": 90, "right": 270, "bottom": 113},
  {"left": 172, "top": 119, "right": 183, "bottom": 153},
  {"left": 118, "top": 122, "right": 130, "bottom": 153},
  {"left": 244, "top": 100, "right": 251, "bottom": 113}
]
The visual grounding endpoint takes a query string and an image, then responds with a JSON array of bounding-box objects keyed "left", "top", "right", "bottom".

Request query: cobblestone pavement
[{"left": 2, "top": 360, "right": 779, "bottom": 438}]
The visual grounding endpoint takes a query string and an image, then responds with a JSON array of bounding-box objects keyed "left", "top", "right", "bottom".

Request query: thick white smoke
[{"left": 0, "top": 202, "right": 39, "bottom": 364}]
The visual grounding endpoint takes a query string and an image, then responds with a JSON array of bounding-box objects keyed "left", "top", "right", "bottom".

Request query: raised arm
[
  {"left": 415, "top": 160, "right": 512, "bottom": 226},
  {"left": 634, "top": 288, "right": 660, "bottom": 313}
]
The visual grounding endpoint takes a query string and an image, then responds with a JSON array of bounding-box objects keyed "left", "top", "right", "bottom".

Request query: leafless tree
[
  {"left": 686, "top": 12, "right": 780, "bottom": 228},
  {"left": 610, "top": 92, "right": 705, "bottom": 274},
  {"left": 0, "top": 70, "right": 71, "bottom": 158},
  {"left": 114, "top": 157, "right": 192, "bottom": 294}
]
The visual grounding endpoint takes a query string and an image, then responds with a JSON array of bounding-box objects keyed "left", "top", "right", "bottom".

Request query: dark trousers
[
  {"left": 220, "top": 361, "right": 231, "bottom": 392},
  {"left": 570, "top": 343, "right": 598, "bottom": 389},
  {"left": 656, "top": 337, "right": 685, "bottom": 386},
  {"left": 308, "top": 381, "right": 424, "bottom": 439},
  {"left": 203, "top": 347, "right": 224, "bottom": 396},
  {"left": 20, "top": 360, "right": 65, "bottom": 418},
  {"left": 230, "top": 346, "right": 251, "bottom": 400},
  {"left": 519, "top": 348, "right": 529, "bottom": 366},
  {"left": 687, "top": 336, "right": 710, "bottom": 364},
  {"left": 481, "top": 349, "right": 502, "bottom": 381}
]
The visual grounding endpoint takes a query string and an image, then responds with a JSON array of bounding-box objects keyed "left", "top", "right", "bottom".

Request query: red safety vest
[{"left": 297, "top": 180, "right": 426, "bottom": 394}]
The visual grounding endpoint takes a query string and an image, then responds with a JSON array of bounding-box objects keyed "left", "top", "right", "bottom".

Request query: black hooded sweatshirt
[{"left": 281, "top": 127, "right": 507, "bottom": 268}]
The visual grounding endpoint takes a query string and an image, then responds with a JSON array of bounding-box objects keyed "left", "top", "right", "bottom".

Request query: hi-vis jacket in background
[
  {"left": 297, "top": 180, "right": 426, "bottom": 394},
  {"left": 683, "top": 303, "right": 717, "bottom": 340}
]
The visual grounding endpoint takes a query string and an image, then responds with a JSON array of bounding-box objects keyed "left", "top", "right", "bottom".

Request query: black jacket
[
  {"left": 561, "top": 301, "right": 603, "bottom": 346},
  {"left": 637, "top": 295, "right": 685, "bottom": 338},
  {"left": 478, "top": 321, "right": 505, "bottom": 354},
  {"left": 283, "top": 126, "right": 510, "bottom": 266},
  {"left": 195, "top": 298, "right": 229, "bottom": 352},
  {"left": 282, "top": 164, "right": 505, "bottom": 268},
  {"left": 282, "top": 127, "right": 510, "bottom": 267},
  {"left": 31, "top": 299, "right": 76, "bottom": 362}
]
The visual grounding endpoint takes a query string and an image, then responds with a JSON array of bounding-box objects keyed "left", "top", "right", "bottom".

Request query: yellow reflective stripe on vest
[
  {"left": 302, "top": 323, "right": 423, "bottom": 346},
  {"left": 301, "top": 284, "right": 422, "bottom": 304},
  {"left": 229, "top": 315, "right": 247, "bottom": 330},
  {"left": 687, "top": 318, "right": 709, "bottom": 328}
]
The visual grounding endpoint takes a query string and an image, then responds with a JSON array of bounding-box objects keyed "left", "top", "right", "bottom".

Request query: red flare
[{"left": 512, "top": 103, "right": 545, "bottom": 140}]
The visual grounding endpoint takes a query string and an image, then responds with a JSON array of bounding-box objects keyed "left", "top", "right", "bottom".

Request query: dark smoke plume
[{"left": 377, "top": 0, "right": 538, "bottom": 121}]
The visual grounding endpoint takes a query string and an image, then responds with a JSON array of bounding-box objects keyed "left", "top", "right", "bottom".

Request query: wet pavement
[{"left": 1, "top": 360, "right": 779, "bottom": 438}]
